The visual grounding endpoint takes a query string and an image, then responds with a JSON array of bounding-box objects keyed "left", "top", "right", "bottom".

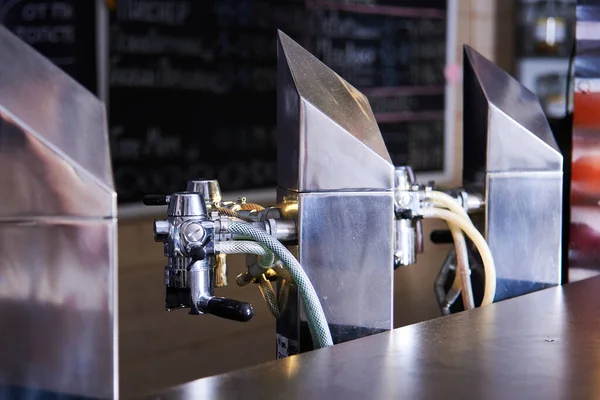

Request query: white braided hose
[
  {"left": 215, "top": 241, "right": 274, "bottom": 266},
  {"left": 420, "top": 207, "right": 497, "bottom": 306},
  {"left": 228, "top": 221, "right": 334, "bottom": 349}
]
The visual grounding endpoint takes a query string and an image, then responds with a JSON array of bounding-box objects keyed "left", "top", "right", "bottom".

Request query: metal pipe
[{"left": 395, "top": 219, "right": 417, "bottom": 267}]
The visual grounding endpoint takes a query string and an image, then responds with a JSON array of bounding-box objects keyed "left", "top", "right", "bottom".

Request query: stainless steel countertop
[{"left": 141, "top": 276, "right": 600, "bottom": 400}]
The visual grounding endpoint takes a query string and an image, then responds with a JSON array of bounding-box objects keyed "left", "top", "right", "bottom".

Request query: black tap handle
[
  {"left": 143, "top": 195, "right": 169, "bottom": 206},
  {"left": 430, "top": 230, "right": 453, "bottom": 244},
  {"left": 205, "top": 297, "right": 254, "bottom": 322}
]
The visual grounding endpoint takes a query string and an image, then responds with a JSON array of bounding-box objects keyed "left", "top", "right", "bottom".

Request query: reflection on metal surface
[
  {"left": 151, "top": 191, "right": 255, "bottom": 322},
  {"left": 463, "top": 45, "right": 562, "bottom": 181},
  {"left": 393, "top": 166, "right": 423, "bottom": 266},
  {"left": 186, "top": 180, "right": 222, "bottom": 205},
  {"left": 287, "top": 190, "right": 394, "bottom": 326},
  {"left": 463, "top": 45, "right": 563, "bottom": 301},
  {"left": 0, "top": 30, "right": 114, "bottom": 218},
  {"left": 143, "top": 276, "right": 599, "bottom": 400},
  {"left": 277, "top": 30, "right": 393, "bottom": 192},
  {"left": 284, "top": 356, "right": 299, "bottom": 379},
  {"left": 276, "top": 31, "right": 394, "bottom": 353},
  {"left": 0, "top": 25, "right": 117, "bottom": 399}
]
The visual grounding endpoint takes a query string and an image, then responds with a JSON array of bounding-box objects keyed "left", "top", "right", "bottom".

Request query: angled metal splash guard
[
  {"left": 0, "top": 25, "right": 118, "bottom": 398},
  {"left": 275, "top": 31, "right": 395, "bottom": 355},
  {"left": 462, "top": 45, "right": 563, "bottom": 301},
  {"left": 276, "top": 30, "right": 394, "bottom": 193}
]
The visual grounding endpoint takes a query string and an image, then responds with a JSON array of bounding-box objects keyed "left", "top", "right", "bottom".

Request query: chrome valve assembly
[
  {"left": 144, "top": 179, "right": 298, "bottom": 323},
  {"left": 145, "top": 170, "right": 484, "bottom": 324},
  {"left": 393, "top": 166, "right": 484, "bottom": 268},
  {"left": 144, "top": 188, "right": 254, "bottom": 322},
  {"left": 393, "top": 166, "right": 425, "bottom": 268}
]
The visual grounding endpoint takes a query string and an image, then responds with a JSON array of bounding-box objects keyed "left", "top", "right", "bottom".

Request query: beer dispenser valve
[{"left": 144, "top": 191, "right": 254, "bottom": 322}]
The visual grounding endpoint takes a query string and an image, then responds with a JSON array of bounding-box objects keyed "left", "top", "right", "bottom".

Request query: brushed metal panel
[
  {"left": 274, "top": 32, "right": 395, "bottom": 354},
  {"left": 297, "top": 191, "right": 394, "bottom": 328},
  {"left": 275, "top": 189, "right": 394, "bottom": 353},
  {"left": 300, "top": 100, "right": 396, "bottom": 192},
  {"left": 462, "top": 45, "right": 563, "bottom": 301},
  {"left": 0, "top": 24, "right": 115, "bottom": 219},
  {"left": 0, "top": 23, "right": 113, "bottom": 190},
  {"left": 0, "top": 219, "right": 118, "bottom": 399},
  {"left": 0, "top": 116, "right": 115, "bottom": 219},
  {"left": 486, "top": 172, "right": 563, "bottom": 300},
  {"left": 463, "top": 45, "right": 562, "bottom": 183},
  {"left": 0, "top": 25, "right": 117, "bottom": 399}
]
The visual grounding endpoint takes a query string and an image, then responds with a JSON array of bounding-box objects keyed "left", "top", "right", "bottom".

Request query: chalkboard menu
[
  {"left": 108, "top": 0, "right": 284, "bottom": 202},
  {"left": 0, "top": 0, "right": 98, "bottom": 94},
  {"left": 109, "top": 0, "right": 448, "bottom": 204},
  {"left": 2, "top": 0, "right": 449, "bottom": 204},
  {"left": 303, "top": 0, "right": 447, "bottom": 171}
]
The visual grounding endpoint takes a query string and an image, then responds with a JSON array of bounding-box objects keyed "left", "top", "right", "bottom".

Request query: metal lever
[
  {"left": 431, "top": 230, "right": 453, "bottom": 244},
  {"left": 143, "top": 195, "right": 170, "bottom": 206},
  {"left": 203, "top": 297, "right": 254, "bottom": 322}
]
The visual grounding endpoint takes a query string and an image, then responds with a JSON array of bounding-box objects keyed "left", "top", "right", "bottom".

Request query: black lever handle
[
  {"left": 430, "top": 230, "right": 453, "bottom": 244},
  {"left": 205, "top": 297, "right": 254, "bottom": 322},
  {"left": 143, "top": 195, "right": 169, "bottom": 206}
]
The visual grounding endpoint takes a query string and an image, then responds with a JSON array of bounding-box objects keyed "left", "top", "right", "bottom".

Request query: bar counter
[{"left": 141, "top": 275, "right": 600, "bottom": 400}]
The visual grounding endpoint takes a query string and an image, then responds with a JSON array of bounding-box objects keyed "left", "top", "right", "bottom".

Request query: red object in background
[
  {"left": 571, "top": 91, "right": 600, "bottom": 267},
  {"left": 574, "top": 92, "right": 600, "bottom": 128},
  {"left": 571, "top": 222, "right": 600, "bottom": 253},
  {"left": 570, "top": 219, "right": 600, "bottom": 267},
  {"left": 572, "top": 154, "right": 600, "bottom": 195}
]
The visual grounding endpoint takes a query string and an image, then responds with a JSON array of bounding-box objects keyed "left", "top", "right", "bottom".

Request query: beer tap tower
[
  {"left": 0, "top": 22, "right": 564, "bottom": 399},
  {"left": 145, "top": 31, "right": 563, "bottom": 357}
]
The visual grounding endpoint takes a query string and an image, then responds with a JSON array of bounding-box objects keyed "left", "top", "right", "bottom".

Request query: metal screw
[
  {"left": 397, "top": 192, "right": 412, "bottom": 208},
  {"left": 182, "top": 222, "right": 206, "bottom": 243}
]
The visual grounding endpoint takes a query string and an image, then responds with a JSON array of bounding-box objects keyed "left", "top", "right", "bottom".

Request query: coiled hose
[
  {"left": 228, "top": 221, "right": 334, "bottom": 349},
  {"left": 449, "top": 225, "right": 474, "bottom": 309},
  {"left": 427, "top": 191, "right": 475, "bottom": 309},
  {"left": 420, "top": 207, "right": 497, "bottom": 306},
  {"left": 216, "top": 241, "right": 274, "bottom": 266}
]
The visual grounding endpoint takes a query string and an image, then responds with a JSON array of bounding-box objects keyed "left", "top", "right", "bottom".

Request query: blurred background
[{"left": 0, "top": 0, "right": 582, "bottom": 397}]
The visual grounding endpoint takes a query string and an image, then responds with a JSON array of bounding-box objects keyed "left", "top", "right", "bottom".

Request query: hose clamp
[{"left": 215, "top": 216, "right": 234, "bottom": 241}]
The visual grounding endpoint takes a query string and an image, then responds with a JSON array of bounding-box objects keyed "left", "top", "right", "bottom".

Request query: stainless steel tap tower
[
  {"left": 462, "top": 46, "right": 563, "bottom": 301},
  {"left": 147, "top": 31, "right": 564, "bottom": 359},
  {"left": 0, "top": 19, "right": 565, "bottom": 399},
  {"left": 0, "top": 25, "right": 118, "bottom": 399},
  {"left": 274, "top": 31, "right": 395, "bottom": 353}
]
